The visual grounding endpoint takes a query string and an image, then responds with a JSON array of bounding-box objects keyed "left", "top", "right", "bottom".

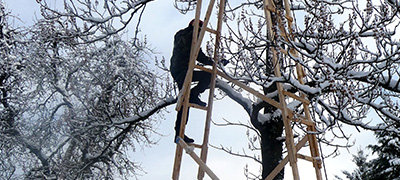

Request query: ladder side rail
[
  {"left": 173, "top": 0, "right": 219, "bottom": 179},
  {"left": 265, "top": 135, "right": 309, "bottom": 180},
  {"left": 198, "top": 0, "right": 226, "bottom": 179},
  {"left": 296, "top": 63, "right": 323, "bottom": 180},
  {"left": 190, "top": 0, "right": 217, "bottom": 70},
  {"left": 172, "top": 0, "right": 204, "bottom": 179},
  {"left": 176, "top": 138, "right": 220, "bottom": 180},
  {"left": 296, "top": 62, "right": 322, "bottom": 179},
  {"left": 263, "top": 0, "right": 300, "bottom": 179},
  {"left": 281, "top": 0, "right": 323, "bottom": 178},
  {"left": 176, "top": 0, "right": 216, "bottom": 111},
  {"left": 175, "top": 0, "right": 205, "bottom": 111}
]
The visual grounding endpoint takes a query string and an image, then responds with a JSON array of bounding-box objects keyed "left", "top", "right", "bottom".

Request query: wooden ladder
[
  {"left": 262, "top": 0, "right": 323, "bottom": 179},
  {"left": 172, "top": 0, "right": 226, "bottom": 179},
  {"left": 172, "top": 0, "right": 324, "bottom": 179}
]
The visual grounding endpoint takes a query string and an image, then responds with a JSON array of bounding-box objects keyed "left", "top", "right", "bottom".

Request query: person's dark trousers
[
  {"left": 174, "top": 107, "right": 190, "bottom": 137},
  {"left": 173, "top": 70, "right": 211, "bottom": 137}
]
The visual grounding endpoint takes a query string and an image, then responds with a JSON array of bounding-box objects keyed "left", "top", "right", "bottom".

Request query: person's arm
[{"left": 197, "top": 49, "right": 214, "bottom": 66}]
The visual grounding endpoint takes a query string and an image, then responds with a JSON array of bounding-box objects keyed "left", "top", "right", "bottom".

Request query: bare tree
[{"left": 176, "top": 0, "right": 400, "bottom": 179}]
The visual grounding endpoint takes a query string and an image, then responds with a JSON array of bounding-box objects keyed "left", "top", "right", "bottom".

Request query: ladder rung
[
  {"left": 287, "top": 110, "right": 315, "bottom": 126},
  {"left": 205, "top": 27, "right": 218, "bottom": 34},
  {"left": 297, "top": 153, "right": 322, "bottom": 166},
  {"left": 189, "top": 103, "right": 208, "bottom": 110},
  {"left": 285, "top": 15, "right": 294, "bottom": 22},
  {"left": 283, "top": 90, "right": 310, "bottom": 105},
  {"left": 189, "top": 143, "right": 203, "bottom": 149},
  {"left": 297, "top": 153, "right": 314, "bottom": 162},
  {"left": 194, "top": 65, "right": 213, "bottom": 73},
  {"left": 294, "top": 118, "right": 315, "bottom": 127}
]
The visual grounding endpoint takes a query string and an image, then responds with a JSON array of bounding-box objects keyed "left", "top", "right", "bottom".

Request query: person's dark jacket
[{"left": 170, "top": 26, "right": 213, "bottom": 82}]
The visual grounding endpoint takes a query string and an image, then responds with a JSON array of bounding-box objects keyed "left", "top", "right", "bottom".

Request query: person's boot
[
  {"left": 189, "top": 92, "right": 206, "bottom": 107},
  {"left": 175, "top": 135, "right": 195, "bottom": 143}
]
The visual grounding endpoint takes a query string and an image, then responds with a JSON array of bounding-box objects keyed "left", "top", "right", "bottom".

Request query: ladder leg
[
  {"left": 263, "top": 0, "right": 300, "bottom": 178},
  {"left": 172, "top": 100, "right": 191, "bottom": 179},
  {"left": 308, "top": 128, "right": 323, "bottom": 180},
  {"left": 197, "top": 0, "right": 226, "bottom": 179},
  {"left": 172, "top": 0, "right": 203, "bottom": 178},
  {"left": 172, "top": 144, "right": 184, "bottom": 180}
]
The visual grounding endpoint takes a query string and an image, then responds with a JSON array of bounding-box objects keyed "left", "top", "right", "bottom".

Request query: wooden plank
[
  {"left": 188, "top": 103, "right": 208, "bottom": 111},
  {"left": 177, "top": 138, "right": 220, "bottom": 180},
  {"left": 296, "top": 135, "right": 309, "bottom": 150},
  {"left": 172, "top": 0, "right": 204, "bottom": 179},
  {"left": 265, "top": 136, "right": 308, "bottom": 180},
  {"left": 280, "top": 47, "right": 301, "bottom": 59},
  {"left": 190, "top": 143, "right": 203, "bottom": 149},
  {"left": 198, "top": 0, "right": 226, "bottom": 178},
  {"left": 271, "top": 23, "right": 300, "bottom": 180},
  {"left": 265, "top": 153, "right": 289, "bottom": 180},
  {"left": 285, "top": 15, "right": 293, "bottom": 22},
  {"left": 172, "top": 144, "right": 183, "bottom": 180},
  {"left": 266, "top": 4, "right": 276, "bottom": 12},
  {"left": 297, "top": 153, "right": 314, "bottom": 162},
  {"left": 194, "top": 65, "right": 212, "bottom": 73},
  {"left": 216, "top": 70, "right": 283, "bottom": 110},
  {"left": 283, "top": 90, "right": 310, "bottom": 104},
  {"left": 307, "top": 127, "right": 323, "bottom": 179},
  {"left": 205, "top": 27, "right": 218, "bottom": 34},
  {"left": 263, "top": 0, "right": 300, "bottom": 178},
  {"left": 175, "top": 88, "right": 185, "bottom": 111}
]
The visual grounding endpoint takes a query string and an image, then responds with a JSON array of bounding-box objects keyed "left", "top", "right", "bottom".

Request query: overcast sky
[{"left": 3, "top": 0, "right": 378, "bottom": 179}]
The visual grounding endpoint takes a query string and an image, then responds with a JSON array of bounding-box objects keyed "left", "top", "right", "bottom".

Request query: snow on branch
[
  {"left": 114, "top": 97, "right": 176, "bottom": 125},
  {"left": 37, "top": 0, "right": 155, "bottom": 43}
]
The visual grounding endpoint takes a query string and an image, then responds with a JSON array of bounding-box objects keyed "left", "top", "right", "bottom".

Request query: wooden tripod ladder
[
  {"left": 172, "top": 0, "right": 324, "bottom": 179},
  {"left": 262, "top": 0, "right": 323, "bottom": 179},
  {"left": 172, "top": 0, "right": 226, "bottom": 179}
]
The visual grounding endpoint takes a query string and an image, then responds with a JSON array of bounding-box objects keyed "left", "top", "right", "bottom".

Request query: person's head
[{"left": 188, "top": 19, "right": 204, "bottom": 28}]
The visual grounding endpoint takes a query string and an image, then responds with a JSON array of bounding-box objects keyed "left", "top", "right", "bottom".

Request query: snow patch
[{"left": 389, "top": 158, "right": 400, "bottom": 166}]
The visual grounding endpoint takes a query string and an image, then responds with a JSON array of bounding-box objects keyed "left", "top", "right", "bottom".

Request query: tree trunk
[
  {"left": 259, "top": 118, "right": 284, "bottom": 179},
  {"left": 257, "top": 0, "right": 285, "bottom": 178},
  {"left": 251, "top": 98, "right": 284, "bottom": 180}
]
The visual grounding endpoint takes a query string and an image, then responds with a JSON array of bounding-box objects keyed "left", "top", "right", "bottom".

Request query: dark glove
[{"left": 219, "top": 59, "right": 229, "bottom": 66}]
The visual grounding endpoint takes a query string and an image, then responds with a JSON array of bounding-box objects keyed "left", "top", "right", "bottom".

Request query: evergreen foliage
[{"left": 340, "top": 121, "right": 400, "bottom": 180}]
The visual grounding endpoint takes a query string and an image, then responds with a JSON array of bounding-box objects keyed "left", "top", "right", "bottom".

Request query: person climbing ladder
[{"left": 169, "top": 19, "right": 213, "bottom": 143}]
